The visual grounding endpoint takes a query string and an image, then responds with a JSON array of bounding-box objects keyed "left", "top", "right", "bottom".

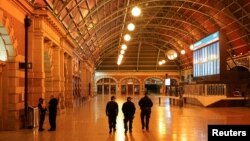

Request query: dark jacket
[
  {"left": 49, "top": 98, "right": 58, "bottom": 114},
  {"left": 38, "top": 103, "right": 47, "bottom": 115},
  {"left": 138, "top": 96, "right": 153, "bottom": 112},
  {"left": 122, "top": 101, "right": 136, "bottom": 118},
  {"left": 106, "top": 101, "right": 118, "bottom": 116}
]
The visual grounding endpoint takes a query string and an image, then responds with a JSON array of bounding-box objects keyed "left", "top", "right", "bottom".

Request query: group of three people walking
[{"left": 106, "top": 92, "right": 153, "bottom": 134}]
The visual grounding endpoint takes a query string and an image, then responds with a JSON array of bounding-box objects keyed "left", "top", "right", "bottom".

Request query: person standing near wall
[
  {"left": 122, "top": 97, "right": 136, "bottom": 133},
  {"left": 138, "top": 91, "right": 153, "bottom": 131},
  {"left": 106, "top": 96, "right": 118, "bottom": 134},
  {"left": 48, "top": 95, "right": 58, "bottom": 131},
  {"left": 38, "top": 98, "right": 47, "bottom": 131}
]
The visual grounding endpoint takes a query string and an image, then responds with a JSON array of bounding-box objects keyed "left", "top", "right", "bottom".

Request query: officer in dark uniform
[
  {"left": 48, "top": 95, "right": 58, "bottom": 131},
  {"left": 138, "top": 91, "right": 153, "bottom": 131},
  {"left": 38, "top": 98, "right": 47, "bottom": 131},
  {"left": 122, "top": 97, "right": 136, "bottom": 133},
  {"left": 106, "top": 96, "right": 118, "bottom": 134}
]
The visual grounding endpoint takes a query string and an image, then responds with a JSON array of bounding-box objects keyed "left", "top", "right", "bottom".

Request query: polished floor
[{"left": 0, "top": 95, "right": 250, "bottom": 141}]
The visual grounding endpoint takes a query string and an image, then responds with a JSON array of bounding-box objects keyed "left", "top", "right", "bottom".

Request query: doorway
[
  {"left": 121, "top": 78, "right": 140, "bottom": 95},
  {"left": 144, "top": 77, "right": 163, "bottom": 95}
]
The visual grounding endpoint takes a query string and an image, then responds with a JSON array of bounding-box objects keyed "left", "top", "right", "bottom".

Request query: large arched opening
[{"left": 0, "top": 10, "right": 18, "bottom": 130}]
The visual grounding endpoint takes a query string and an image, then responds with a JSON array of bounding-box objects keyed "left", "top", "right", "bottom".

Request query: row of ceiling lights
[
  {"left": 115, "top": 6, "right": 188, "bottom": 66},
  {"left": 117, "top": 6, "right": 141, "bottom": 65}
]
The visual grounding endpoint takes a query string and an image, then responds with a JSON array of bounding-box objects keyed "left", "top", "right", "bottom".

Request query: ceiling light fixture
[
  {"left": 127, "top": 23, "right": 135, "bottom": 31},
  {"left": 181, "top": 49, "right": 186, "bottom": 55},
  {"left": 117, "top": 54, "right": 124, "bottom": 65},
  {"left": 132, "top": 6, "right": 141, "bottom": 17},
  {"left": 189, "top": 45, "right": 194, "bottom": 50},
  {"left": 166, "top": 50, "right": 178, "bottom": 60},
  {"left": 124, "top": 34, "right": 131, "bottom": 41},
  {"left": 121, "top": 44, "right": 127, "bottom": 50},
  {"left": 120, "top": 50, "right": 125, "bottom": 54},
  {"left": 158, "top": 59, "right": 166, "bottom": 65}
]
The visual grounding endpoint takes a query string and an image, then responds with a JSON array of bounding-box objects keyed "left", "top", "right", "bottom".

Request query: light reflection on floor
[{"left": 0, "top": 95, "right": 250, "bottom": 141}]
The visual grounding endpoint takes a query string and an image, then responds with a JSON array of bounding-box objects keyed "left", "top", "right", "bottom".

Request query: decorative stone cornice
[
  {"left": 32, "top": 8, "right": 77, "bottom": 49},
  {"left": 10, "top": 0, "right": 34, "bottom": 14}
]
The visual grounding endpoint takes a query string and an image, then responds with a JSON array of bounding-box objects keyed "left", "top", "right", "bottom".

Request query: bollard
[{"left": 159, "top": 97, "right": 161, "bottom": 105}]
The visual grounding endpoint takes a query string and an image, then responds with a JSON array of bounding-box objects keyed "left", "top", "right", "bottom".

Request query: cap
[
  {"left": 111, "top": 96, "right": 116, "bottom": 100},
  {"left": 127, "top": 97, "right": 132, "bottom": 101}
]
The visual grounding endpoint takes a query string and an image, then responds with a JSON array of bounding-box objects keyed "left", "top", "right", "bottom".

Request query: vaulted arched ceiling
[{"left": 31, "top": 0, "right": 250, "bottom": 71}]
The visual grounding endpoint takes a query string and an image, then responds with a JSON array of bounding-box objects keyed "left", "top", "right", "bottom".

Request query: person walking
[
  {"left": 122, "top": 97, "right": 136, "bottom": 133},
  {"left": 138, "top": 91, "right": 153, "bottom": 131},
  {"left": 38, "top": 98, "right": 47, "bottom": 131},
  {"left": 48, "top": 95, "right": 58, "bottom": 131},
  {"left": 106, "top": 96, "right": 118, "bottom": 134}
]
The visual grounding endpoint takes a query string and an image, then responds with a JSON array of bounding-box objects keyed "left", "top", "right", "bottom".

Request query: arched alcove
[
  {"left": 0, "top": 9, "right": 19, "bottom": 130},
  {"left": 120, "top": 77, "right": 140, "bottom": 95},
  {"left": 144, "top": 77, "right": 164, "bottom": 95},
  {"left": 0, "top": 36, "right": 7, "bottom": 61},
  {"left": 96, "top": 77, "right": 117, "bottom": 95}
]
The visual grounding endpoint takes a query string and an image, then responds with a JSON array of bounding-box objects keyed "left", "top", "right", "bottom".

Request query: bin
[{"left": 27, "top": 106, "right": 39, "bottom": 128}]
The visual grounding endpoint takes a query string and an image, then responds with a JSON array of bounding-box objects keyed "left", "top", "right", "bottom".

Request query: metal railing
[{"left": 183, "top": 84, "right": 226, "bottom": 96}]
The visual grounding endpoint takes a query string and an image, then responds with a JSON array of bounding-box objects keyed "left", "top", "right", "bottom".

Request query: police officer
[
  {"left": 138, "top": 91, "right": 153, "bottom": 131},
  {"left": 122, "top": 97, "right": 136, "bottom": 133},
  {"left": 106, "top": 96, "right": 118, "bottom": 134},
  {"left": 48, "top": 95, "right": 58, "bottom": 131},
  {"left": 38, "top": 98, "right": 47, "bottom": 131}
]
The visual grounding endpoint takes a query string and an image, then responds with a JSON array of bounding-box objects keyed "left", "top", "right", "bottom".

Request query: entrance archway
[
  {"left": 0, "top": 35, "right": 7, "bottom": 130},
  {"left": 96, "top": 77, "right": 117, "bottom": 95},
  {"left": 144, "top": 77, "right": 163, "bottom": 95},
  {"left": 120, "top": 78, "right": 140, "bottom": 95},
  {"left": 0, "top": 10, "right": 18, "bottom": 130}
]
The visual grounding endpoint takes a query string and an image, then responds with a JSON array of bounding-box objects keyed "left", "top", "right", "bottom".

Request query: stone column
[
  {"left": 64, "top": 55, "right": 69, "bottom": 106},
  {"left": 89, "top": 67, "right": 95, "bottom": 96},
  {"left": 81, "top": 63, "right": 88, "bottom": 98},
  {"left": 140, "top": 80, "right": 144, "bottom": 95},
  {"left": 65, "top": 55, "right": 73, "bottom": 107},
  {"left": 1, "top": 62, "right": 10, "bottom": 130},
  {"left": 52, "top": 46, "right": 61, "bottom": 95},
  {"left": 0, "top": 63, "right": 3, "bottom": 114},
  {"left": 90, "top": 71, "right": 95, "bottom": 96},
  {"left": 117, "top": 81, "right": 121, "bottom": 96},
  {"left": 44, "top": 41, "right": 53, "bottom": 102},
  {"left": 60, "top": 48, "right": 65, "bottom": 96},
  {"left": 58, "top": 47, "right": 66, "bottom": 113},
  {"left": 29, "top": 17, "right": 45, "bottom": 106}
]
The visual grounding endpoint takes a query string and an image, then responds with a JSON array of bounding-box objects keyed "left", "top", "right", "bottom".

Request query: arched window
[
  {"left": 121, "top": 78, "right": 140, "bottom": 95},
  {"left": 97, "top": 78, "right": 116, "bottom": 95}
]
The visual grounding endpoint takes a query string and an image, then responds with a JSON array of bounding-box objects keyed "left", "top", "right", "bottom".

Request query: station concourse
[
  {"left": 0, "top": 1, "right": 250, "bottom": 141},
  {"left": 1, "top": 95, "right": 250, "bottom": 141}
]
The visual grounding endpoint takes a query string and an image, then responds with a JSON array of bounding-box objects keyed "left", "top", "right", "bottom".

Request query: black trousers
[
  {"left": 124, "top": 116, "right": 134, "bottom": 131},
  {"left": 108, "top": 115, "right": 117, "bottom": 130},
  {"left": 39, "top": 114, "right": 45, "bottom": 129},
  {"left": 49, "top": 113, "right": 57, "bottom": 130},
  {"left": 140, "top": 110, "right": 151, "bottom": 130}
]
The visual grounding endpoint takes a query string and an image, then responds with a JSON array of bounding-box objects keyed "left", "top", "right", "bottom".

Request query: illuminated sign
[
  {"left": 193, "top": 31, "right": 220, "bottom": 77},
  {"left": 193, "top": 31, "right": 219, "bottom": 50}
]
